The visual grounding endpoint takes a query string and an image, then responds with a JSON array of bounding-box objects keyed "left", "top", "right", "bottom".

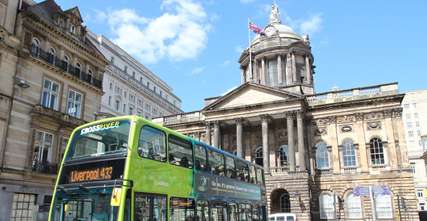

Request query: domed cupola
[{"left": 239, "top": 3, "right": 315, "bottom": 95}]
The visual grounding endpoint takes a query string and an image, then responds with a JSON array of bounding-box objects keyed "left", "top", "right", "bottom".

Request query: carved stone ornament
[
  {"left": 364, "top": 112, "right": 384, "bottom": 121},
  {"left": 340, "top": 125, "right": 352, "bottom": 133},
  {"left": 315, "top": 127, "right": 327, "bottom": 136},
  {"left": 337, "top": 115, "right": 356, "bottom": 124},
  {"left": 367, "top": 121, "right": 382, "bottom": 130}
]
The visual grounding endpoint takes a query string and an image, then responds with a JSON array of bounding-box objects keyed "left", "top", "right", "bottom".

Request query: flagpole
[{"left": 248, "top": 18, "right": 253, "bottom": 82}]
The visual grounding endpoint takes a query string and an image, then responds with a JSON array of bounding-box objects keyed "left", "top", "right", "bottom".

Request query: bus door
[{"left": 134, "top": 193, "right": 167, "bottom": 221}]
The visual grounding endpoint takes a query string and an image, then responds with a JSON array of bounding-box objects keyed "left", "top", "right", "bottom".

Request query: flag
[{"left": 249, "top": 22, "right": 262, "bottom": 34}]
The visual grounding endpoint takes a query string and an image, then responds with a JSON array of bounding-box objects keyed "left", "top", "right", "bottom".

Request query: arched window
[
  {"left": 375, "top": 194, "right": 393, "bottom": 219},
  {"left": 319, "top": 192, "right": 335, "bottom": 219},
  {"left": 48, "top": 48, "right": 56, "bottom": 64},
  {"left": 270, "top": 189, "right": 290, "bottom": 214},
  {"left": 342, "top": 139, "right": 357, "bottom": 167},
  {"left": 279, "top": 191, "right": 291, "bottom": 212},
  {"left": 346, "top": 193, "right": 362, "bottom": 219},
  {"left": 70, "top": 24, "right": 75, "bottom": 33},
  {"left": 63, "top": 55, "right": 70, "bottom": 71},
  {"left": 315, "top": 142, "right": 329, "bottom": 169},
  {"left": 370, "top": 138, "right": 385, "bottom": 165},
  {"left": 88, "top": 69, "right": 93, "bottom": 83},
  {"left": 31, "top": 38, "right": 40, "bottom": 56},
  {"left": 278, "top": 145, "right": 288, "bottom": 167},
  {"left": 75, "top": 63, "right": 81, "bottom": 76},
  {"left": 254, "top": 146, "right": 263, "bottom": 167}
]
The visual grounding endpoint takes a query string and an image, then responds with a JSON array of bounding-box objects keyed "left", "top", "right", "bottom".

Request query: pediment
[{"left": 204, "top": 83, "right": 302, "bottom": 111}]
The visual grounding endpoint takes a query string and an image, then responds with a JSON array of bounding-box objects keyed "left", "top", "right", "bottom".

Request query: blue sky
[{"left": 55, "top": 0, "right": 427, "bottom": 112}]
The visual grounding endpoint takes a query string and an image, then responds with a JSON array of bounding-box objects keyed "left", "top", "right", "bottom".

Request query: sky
[{"left": 54, "top": 0, "right": 427, "bottom": 112}]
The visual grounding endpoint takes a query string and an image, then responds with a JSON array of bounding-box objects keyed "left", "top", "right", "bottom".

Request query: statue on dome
[{"left": 269, "top": 3, "right": 281, "bottom": 24}]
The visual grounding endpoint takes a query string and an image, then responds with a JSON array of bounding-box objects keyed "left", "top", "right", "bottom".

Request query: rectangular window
[
  {"left": 32, "top": 130, "right": 54, "bottom": 172},
  {"left": 417, "top": 191, "right": 423, "bottom": 198},
  {"left": 135, "top": 193, "right": 167, "bottom": 221},
  {"left": 67, "top": 90, "right": 83, "bottom": 118},
  {"left": 138, "top": 126, "right": 166, "bottom": 161},
  {"left": 207, "top": 150, "right": 224, "bottom": 176},
  {"left": 129, "top": 106, "right": 134, "bottom": 115},
  {"left": 408, "top": 131, "right": 414, "bottom": 137},
  {"left": 407, "top": 122, "right": 412, "bottom": 128},
  {"left": 194, "top": 145, "right": 208, "bottom": 171},
  {"left": 225, "top": 155, "right": 236, "bottom": 178},
  {"left": 41, "top": 78, "right": 60, "bottom": 110},
  {"left": 170, "top": 198, "right": 195, "bottom": 220},
  {"left": 11, "top": 193, "right": 37, "bottom": 221},
  {"left": 267, "top": 59, "right": 278, "bottom": 86},
  {"left": 108, "top": 96, "right": 111, "bottom": 106},
  {"left": 115, "top": 100, "right": 120, "bottom": 111},
  {"left": 410, "top": 162, "right": 416, "bottom": 174},
  {"left": 235, "top": 160, "right": 250, "bottom": 182},
  {"left": 168, "top": 135, "right": 193, "bottom": 169}
]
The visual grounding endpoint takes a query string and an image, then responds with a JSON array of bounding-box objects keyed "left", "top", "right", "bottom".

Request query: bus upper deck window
[
  {"left": 168, "top": 135, "right": 193, "bottom": 169},
  {"left": 138, "top": 126, "right": 166, "bottom": 161},
  {"left": 195, "top": 145, "right": 208, "bottom": 171},
  {"left": 225, "top": 156, "right": 236, "bottom": 178},
  {"left": 208, "top": 150, "right": 224, "bottom": 176}
]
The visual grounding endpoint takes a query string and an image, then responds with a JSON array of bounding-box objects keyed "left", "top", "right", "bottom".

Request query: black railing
[
  {"left": 30, "top": 47, "right": 103, "bottom": 90},
  {"left": 32, "top": 162, "right": 58, "bottom": 174}
]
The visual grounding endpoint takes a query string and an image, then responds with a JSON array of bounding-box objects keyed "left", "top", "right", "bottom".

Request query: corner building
[
  {"left": 0, "top": 0, "right": 108, "bottom": 220},
  {"left": 154, "top": 4, "right": 418, "bottom": 220}
]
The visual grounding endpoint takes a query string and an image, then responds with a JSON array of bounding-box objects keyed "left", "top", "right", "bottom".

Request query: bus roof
[{"left": 72, "top": 115, "right": 263, "bottom": 170}]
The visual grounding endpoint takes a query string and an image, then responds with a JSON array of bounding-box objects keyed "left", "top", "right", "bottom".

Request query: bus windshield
[
  {"left": 51, "top": 187, "right": 118, "bottom": 221},
  {"left": 68, "top": 120, "right": 131, "bottom": 160}
]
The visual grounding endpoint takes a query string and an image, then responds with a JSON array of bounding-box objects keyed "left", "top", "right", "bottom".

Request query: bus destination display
[{"left": 69, "top": 166, "right": 113, "bottom": 183}]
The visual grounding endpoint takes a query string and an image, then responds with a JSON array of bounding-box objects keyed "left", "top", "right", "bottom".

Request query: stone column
[
  {"left": 253, "top": 59, "right": 258, "bottom": 83},
  {"left": 292, "top": 53, "right": 297, "bottom": 83},
  {"left": 261, "top": 58, "right": 266, "bottom": 84},
  {"left": 297, "top": 111, "right": 306, "bottom": 171},
  {"left": 305, "top": 55, "right": 311, "bottom": 84},
  {"left": 287, "top": 113, "right": 296, "bottom": 171},
  {"left": 277, "top": 55, "right": 282, "bottom": 85},
  {"left": 236, "top": 118, "right": 243, "bottom": 158},
  {"left": 261, "top": 116, "right": 270, "bottom": 172},
  {"left": 241, "top": 68, "right": 246, "bottom": 84},
  {"left": 213, "top": 121, "right": 220, "bottom": 148},
  {"left": 205, "top": 122, "right": 211, "bottom": 145},
  {"left": 286, "top": 53, "right": 292, "bottom": 85}
]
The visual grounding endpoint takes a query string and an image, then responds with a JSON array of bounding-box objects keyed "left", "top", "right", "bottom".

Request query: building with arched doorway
[{"left": 154, "top": 4, "right": 419, "bottom": 220}]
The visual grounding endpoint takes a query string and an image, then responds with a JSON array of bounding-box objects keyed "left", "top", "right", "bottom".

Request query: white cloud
[
  {"left": 191, "top": 66, "right": 205, "bottom": 75},
  {"left": 101, "top": 0, "right": 210, "bottom": 63},
  {"left": 221, "top": 60, "right": 231, "bottom": 66},
  {"left": 299, "top": 14, "right": 322, "bottom": 35}
]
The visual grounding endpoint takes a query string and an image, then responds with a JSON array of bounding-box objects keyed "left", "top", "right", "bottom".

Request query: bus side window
[
  {"left": 138, "top": 126, "right": 166, "bottom": 162},
  {"left": 225, "top": 156, "right": 236, "bottom": 178},
  {"left": 134, "top": 193, "right": 167, "bottom": 221},
  {"left": 196, "top": 201, "right": 209, "bottom": 221},
  {"left": 168, "top": 135, "right": 193, "bottom": 169},
  {"left": 249, "top": 165, "right": 256, "bottom": 184},
  {"left": 170, "top": 197, "right": 195, "bottom": 220},
  {"left": 256, "top": 168, "right": 263, "bottom": 185},
  {"left": 195, "top": 145, "right": 208, "bottom": 171},
  {"left": 208, "top": 150, "right": 225, "bottom": 176},
  {"left": 227, "top": 203, "right": 238, "bottom": 221},
  {"left": 235, "top": 160, "right": 249, "bottom": 182}
]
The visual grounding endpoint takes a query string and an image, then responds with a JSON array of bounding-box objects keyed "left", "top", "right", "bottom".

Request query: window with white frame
[
  {"left": 346, "top": 193, "right": 362, "bottom": 219},
  {"left": 319, "top": 192, "right": 335, "bottom": 219},
  {"left": 370, "top": 138, "right": 385, "bottom": 166},
  {"left": 32, "top": 130, "right": 54, "bottom": 169},
  {"left": 11, "top": 193, "right": 36, "bottom": 221},
  {"left": 374, "top": 194, "right": 393, "bottom": 219},
  {"left": 342, "top": 139, "right": 357, "bottom": 167},
  {"left": 315, "top": 142, "right": 330, "bottom": 169},
  {"left": 67, "top": 90, "right": 83, "bottom": 118},
  {"left": 31, "top": 38, "right": 40, "bottom": 56},
  {"left": 41, "top": 78, "right": 60, "bottom": 110}
]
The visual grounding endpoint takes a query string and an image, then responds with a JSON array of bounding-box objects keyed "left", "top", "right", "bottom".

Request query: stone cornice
[{"left": 311, "top": 108, "right": 403, "bottom": 126}]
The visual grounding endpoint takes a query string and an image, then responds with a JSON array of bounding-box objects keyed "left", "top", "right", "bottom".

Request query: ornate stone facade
[
  {"left": 154, "top": 4, "right": 418, "bottom": 220},
  {"left": 0, "top": 0, "right": 108, "bottom": 220}
]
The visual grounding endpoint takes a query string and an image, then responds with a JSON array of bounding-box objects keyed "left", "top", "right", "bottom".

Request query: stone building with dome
[{"left": 154, "top": 4, "right": 419, "bottom": 220}]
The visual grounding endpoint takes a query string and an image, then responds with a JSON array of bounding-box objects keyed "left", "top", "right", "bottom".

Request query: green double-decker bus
[{"left": 49, "top": 116, "right": 266, "bottom": 221}]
